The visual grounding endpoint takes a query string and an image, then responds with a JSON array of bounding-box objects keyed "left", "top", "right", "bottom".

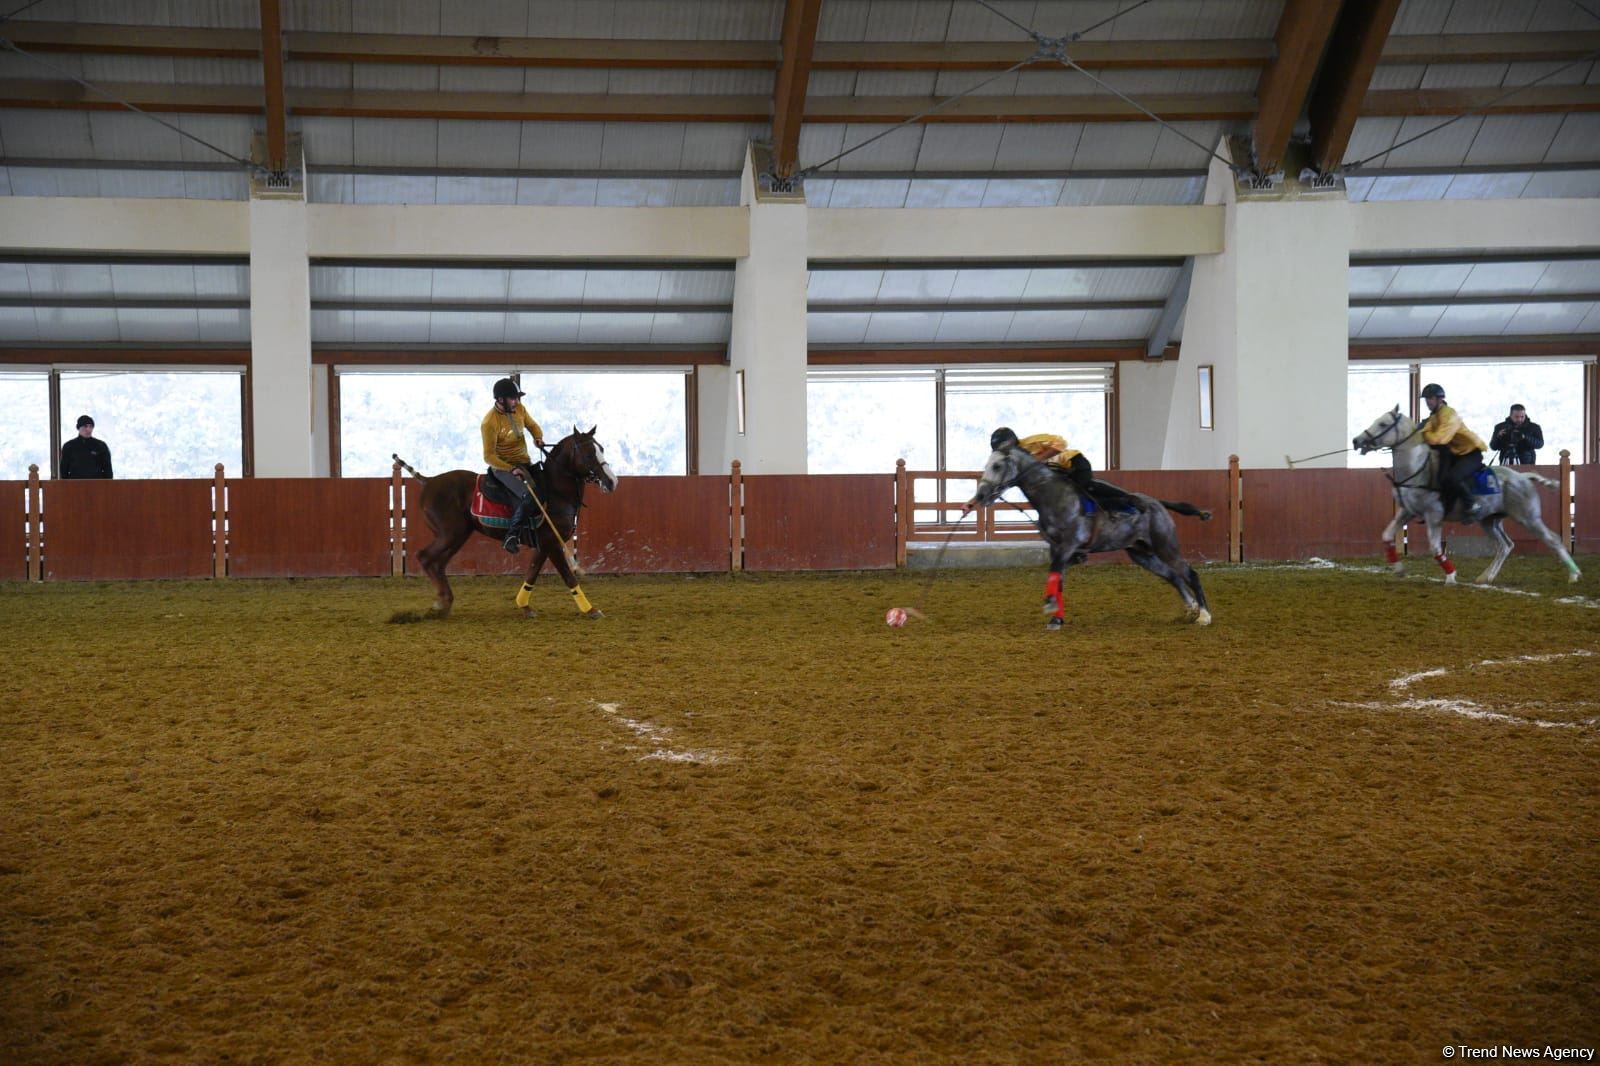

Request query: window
[
  {"left": 1347, "top": 363, "right": 1411, "bottom": 469},
  {"left": 944, "top": 366, "right": 1111, "bottom": 470},
  {"left": 807, "top": 368, "right": 936, "bottom": 474},
  {"left": 735, "top": 369, "right": 747, "bottom": 436},
  {"left": 339, "top": 368, "right": 688, "bottom": 479},
  {"left": 1197, "top": 365, "right": 1214, "bottom": 431},
  {"left": 0, "top": 370, "right": 49, "bottom": 479},
  {"left": 1415, "top": 361, "right": 1586, "bottom": 465},
  {"left": 58, "top": 369, "right": 243, "bottom": 478}
]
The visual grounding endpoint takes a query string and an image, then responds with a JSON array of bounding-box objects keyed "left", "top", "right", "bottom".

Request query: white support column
[
  {"left": 711, "top": 145, "right": 810, "bottom": 474},
  {"left": 1158, "top": 149, "right": 1351, "bottom": 469},
  {"left": 249, "top": 197, "right": 315, "bottom": 476}
]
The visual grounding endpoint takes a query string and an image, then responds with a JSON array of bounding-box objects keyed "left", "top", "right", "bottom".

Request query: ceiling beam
[
  {"left": 1308, "top": 0, "right": 1402, "bottom": 175},
  {"left": 1252, "top": 0, "right": 1344, "bottom": 173},
  {"left": 3, "top": 79, "right": 1594, "bottom": 125},
  {"left": 258, "top": 0, "right": 288, "bottom": 171},
  {"left": 772, "top": 0, "right": 824, "bottom": 177},
  {"left": 4, "top": 21, "right": 1599, "bottom": 71}
]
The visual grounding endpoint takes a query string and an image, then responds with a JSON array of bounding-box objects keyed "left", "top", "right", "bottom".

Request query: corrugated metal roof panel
[
  {"left": 1419, "top": 62, "right": 1509, "bottom": 89},
  {"left": 36, "top": 306, "right": 118, "bottom": 342},
  {"left": 429, "top": 311, "right": 507, "bottom": 343},
  {"left": 1442, "top": 172, "right": 1533, "bottom": 199},
  {"left": 612, "top": 0, "right": 703, "bottom": 39},
  {"left": 503, "top": 311, "right": 582, "bottom": 342},
  {"left": 1544, "top": 114, "right": 1600, "bottom": 162},
  {"left": 197, "top": 308, "right": 250, "bottom": 343},
  {"left": 1004, "top": 309, "right": 1086, "bottom": 342},
  {"left": 672, "top": 178, "right": 741, "bottom": 205},
  {"left": 1579, "top": 305, "right": 1600, "bottom": 333},
  {"left": 820, "top": 125, "right": 926, "bottom": 171},
  {"left": 352, "top": 174, "right": 438, "bottom": 203},
  {"left": 594, "top": 178, "right": 678, "bottom": 206},
  {"left": 286, "top": 0, "right": 352, "bottom": 33},
  {"left": 353, "top": 267, "right": 434, "bottom": 301},
  {"left": 1370, "top": 64, "right": 1426, "bottom": 91},
  {"left": 352, "top": 63, "right": 440, "bottom": 92},
  {"left": 0, "top": 307, "right": 37, "bottom": 341},
  {"left": 583, "top": 270, "right": 664, "bottom": 302},
  {"left": 577, "top": 312, "right": 654, "bottom": 344},
  {"left": 877, "top": 268, "right": 959, "bottom": 302},
  {"left": 1503, "top": 300, "right": 1595, "bottom": 334},
  {"left": 980, "top": 178, "right": 1063, "bottom": 206},
  {"left": 934, "top": 309, "right": 1015, "bottom": 342},
  {"left": 96, "top": 169, "right": 188, "bottom": 198},
  {"left": 1347, "top": 306, "right": 1374, "bottom": 337},
  {"left": 992, "top": 124, "right": 1083, "bottom": 170},
  {"left": 649, "top": 311, "right": 730, "bottom": 343},
  {"left": 1521, "top": 170, "right": 1600, "bottom": 197},
  {"left": 518, "top": 121, "right": 604, "bottom": 168},
  {"left": 521, "top": 0, "right": 616, "bottom": 37},
  {"left": 350, "top": 309, "right": 432, "bottom": 342},
  {"left": 807, "top": 312, "right": 872, "bottom": 344},
  {"left": 296, "top": 116, "right": 355, "bottom": 165},
  {"left": 1440, "top": 1, "right": 1540, "bottom": 34},
  {"left": 436, "top": 176, "right": 519, "bottom": 204},
  {"left": 440, "top": 0, "right": 528, "bottom": 35},
  {"left": 350, "top": 0, "right": 441, "bottom": 34},
  {"left": 436, "top": 121, "right": 523, "bottom": 169},
  {"left": 429, "top": 268, "right": 510, "bottom": 301},
  {"left": 659, "top": 271, "right": 736, "bottom": 302},
  {"left": 522, "top": 68, "right": 610, "bottom": 93},
  {"left": 353, "top": 118, "right": 440, "bottom": 166},
  {"left": 1387, "top": 263, "right": 1471, "bottom": 297},
  {"left": 440, "top": 66, "right": 527, "bottom": 94},
  {"left": 117, "top": 307, "right": 201, "bottom": 342},
  {"left": 863, "top": 310, "right": 944, "bottom": 344},
  {"left": 1457, "top": 262, "right": 1550, "bottom": 295},
  {"left": 951, "top": 268, "right": 1032, "bottom": 301},
  {"left": 1363, "top": 174, "right": 1455, "bottom": 200},
  {"left": 1057, "top": 177, "right": 1146, "bottom": 205},
  {"left": 0, "top": 263, "right": 27, "bottom": 295},
  {"left": 516, "top": 177, "right": 599, "bottom": 205},
  {"left": 1093, "top": 266, "right": 1180, "bottom": 300},
  {"left": 1359, "top": 305, "right": 1446, "bottom": 337},
  {"left": 851, "top": 71, "right": 940, "bottom": 97},
  {"left": 936, "top": 0, "right": 1035, "bottom": 42},
  {"left": 599, "top": 123, "right": 688, "bottom": 169},
  {"left": 808, "top": 269, "right": 884, "bottom": 302},
  {"left": 311, "top": 267, "right": 353, "bottom": 300},
  {"left": 1072, "top": 123, "right": 1163, "bottom": 169},
  {"left": 1533, "top": 259, "right": 1600, "bottom": 293},
  {"left": 26, "top": 262, "right": 112, "bottom": 297},
  {"left": 680, "top": 123, "right": 763, "bottom": 168},
  {"left": 1344, "top": 117, "right": 1403, "bottom": 169},
  {"left": 174, "top": 114, "right": 256, "bottom": 163},
  {"left": 1376, "top": 115, "right": 1486, "bottom": 167},
  {"left": 1350, "top": 265, "right": 1399, "bottom": 297},
  {"left": 694, "top": 0, "right": 784, "bottom": 40},
  {"left": 506, "top": 270, "right": 587, "bottom": 302},
  {"left": 289, "top": 62, "right": 354, "bottom": 90},
  {"left": 1076, "top": 308, "right": 1158, "bottom": 340},
  {"left": 912, "top": 125, "right": 1005, "bottom": 170},
  {"left": 1429, "top": 303, "right": 1518, "bottom": 335},
  {"left": 904, "top": 179, "right": 988, "bottom": 207},
  {"left": 86, "top": 112, "right": 183, "bottom": 161},
  {"left": 1527, "top": 0, "right": 1600, "bottom": 31},
  {"left": 309, "top": 173, "right": 355, "bottom": 202},
  {"left": 1392, "top": 0, "right": 1454, "bottom": 36},
  {"left": 311, "top": 308, "right": 355, "bottom": 343},
  {"left": 826, "top": 178, "right": 911, "bottom": 207},
  {"left": 194, "top": 265, "right": 250, "bottom": 297},
  {"left": 1132, "top": 175, "right": 1206, "bottom": 204}
]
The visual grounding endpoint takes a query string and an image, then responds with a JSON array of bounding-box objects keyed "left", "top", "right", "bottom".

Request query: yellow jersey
[
  {"left": 481, "top": 405, "right": 544, "bottom": 470},
  {"left": 1420, "top": 404, "right": 1486, "bottom": 457},
  {"left": 1019, "top": 433, "right": 1082, "bottom": 467}
]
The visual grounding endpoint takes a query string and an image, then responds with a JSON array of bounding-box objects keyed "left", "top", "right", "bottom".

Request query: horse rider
[
  {"left": 983, "top": 427, "right": 1140, "bottom": 513},
  {"left": 1418, "top": 382, "right": 1488, "bottom": 521},
  {"left": 482, "top": 377, "right": 546, "bottom": 553}
]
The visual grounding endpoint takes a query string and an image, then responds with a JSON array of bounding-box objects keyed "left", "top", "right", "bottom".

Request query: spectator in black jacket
[
  {"left": 60, "top": 415, "right": 113, "bottom": 479},
  {"left": 1489, "top": 404, "right": 1543, "bottom": 465}
]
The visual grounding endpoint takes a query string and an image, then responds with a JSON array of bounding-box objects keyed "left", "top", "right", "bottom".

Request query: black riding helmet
[
  {"left": 990, "top": 426, "right": 1020, "bottom": 451},
  {"left": 493, "top": 377, "right": 525, "bottom": 401},
  {"left": 1420, "top": 383, "right": 1446, "bottom": 400}
]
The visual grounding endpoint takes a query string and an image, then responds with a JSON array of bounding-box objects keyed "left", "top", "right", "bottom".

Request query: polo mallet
[
  {"left": 903, "top": 504, "right": 979, "bottom": 621},
  {"left": 1286, "top": 447, "right": 1351, "bottom": 468},
  {"left": 514, "top": 475, "right": 598, "bottom": 616}
]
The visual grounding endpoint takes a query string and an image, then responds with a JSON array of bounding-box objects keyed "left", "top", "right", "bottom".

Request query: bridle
[
  {"left": 1359, "top": 409, "right": 1431, "bottom": 489},
  {"left": 974, "top": 447, "right": 1056, "bottom": 507}
]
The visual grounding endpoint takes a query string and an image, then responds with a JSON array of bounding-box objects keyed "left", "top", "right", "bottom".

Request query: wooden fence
[{"left": 5, "top": 453, "right": 1594, "bottom": 582}]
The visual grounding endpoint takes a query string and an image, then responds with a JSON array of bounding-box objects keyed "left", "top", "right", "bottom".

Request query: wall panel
[
  {"left": 1, "top": 482, "right": 23, "bottom": 581},
  {"left": 228, "top": 478, "right": 391, "bottom": 578},
  {"left": 1242, "top": 469, "right": 1394, "bottom": 562},
  {"left": 579, "top": 476, "right": 731, "bottom": 573},
  {"left": 743, "top": 474, "right": 896, "bottom": 571},
  {"left": 43, "top": 480, "right": 213, "bottom": 580}
]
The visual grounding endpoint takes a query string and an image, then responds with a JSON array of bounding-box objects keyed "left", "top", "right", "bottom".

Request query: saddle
[
  {"left": 1469, "top": 468, "right": 1500, "bottom": 496},
  {"left": 473, "top": 463, "right": 548, "bottom": 532}
]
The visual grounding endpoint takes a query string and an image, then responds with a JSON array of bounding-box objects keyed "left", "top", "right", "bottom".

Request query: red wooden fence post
[
  {"left": 213, "top": 464, "right": 227, "bottom": 579},
  {"left": 1227, "top": 454, "right": 1241, "bottom": 563},
  {"left": 1559, "top": 449, "right": 1572, "bottom": 552},
  {"left": 26, "top": 464, "right": 40, "bottom": 582},
  {"left": 391, "top": 460, "right": 404, "bottom": 577},
  {"left": 729, "top": 460, "right": 743, "bottom": 573},
  {"left": 895, "top": 458, "right": 908, "bottom": 568}
]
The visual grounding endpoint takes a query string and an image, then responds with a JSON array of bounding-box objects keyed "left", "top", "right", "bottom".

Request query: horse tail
[
  {"left": 1521, "top": 473, "right": 1559, "bottom": 491},
  {"left": 1159, "top": 499, "right": 1213, "bottom": 521},
  {"left": 391, "top": 453, "right": 429, "bottom": 480}
]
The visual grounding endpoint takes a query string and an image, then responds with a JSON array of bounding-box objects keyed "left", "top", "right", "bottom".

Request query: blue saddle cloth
[{"left": 1471, "top": 469, "right": 1500, "bottom": 496}]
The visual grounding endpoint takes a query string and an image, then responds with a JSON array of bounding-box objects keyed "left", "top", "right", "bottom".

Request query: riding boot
[{"left": 503, "top": 497, "right": 535, "bottom": 553}]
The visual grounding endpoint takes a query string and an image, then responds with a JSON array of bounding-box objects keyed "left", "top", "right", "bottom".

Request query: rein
[{"left": 1365, "top": 411, "right": 1432, "bottom": 490}]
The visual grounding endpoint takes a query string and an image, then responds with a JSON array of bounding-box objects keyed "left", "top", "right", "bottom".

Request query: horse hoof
[
  {"left": 1045, "top": 617, "right": 1064, "bottom": 631},
  {"left": 520, "top": 607, "right": 535, "bottom": 619},
  {"left": 1193, "top": 609, "right": 1212, "bottom": 626},
  {"left": 1444, "top": 573, "right": 1458, "bottom": 585},
  {"left": 1391, "top": 564, "right": 1405, "bottom": 577},
  {"left": 585, "top": 608, "right": 605, "bottom": 620},
  {"left": 1570, "top": 570, "right": 1583, "bottom": 584}
]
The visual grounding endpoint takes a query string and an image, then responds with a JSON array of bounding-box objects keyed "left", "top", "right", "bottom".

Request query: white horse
[{"left": 1353, "top": 406, "right": 1580, "bottom": 585}]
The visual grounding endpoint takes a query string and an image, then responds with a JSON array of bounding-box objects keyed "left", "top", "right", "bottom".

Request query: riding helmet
[
  {"left": 493, "top": 377, "right": 525, "bottom": 400},
  {"left": 1420, "top": 383, "right": 1446, "bottom": 400},
  {"left": 990, "top": 426, "right": 1020, "bottom": 451}
]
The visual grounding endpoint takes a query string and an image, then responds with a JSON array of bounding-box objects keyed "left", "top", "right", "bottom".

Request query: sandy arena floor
[{"left": 2, "top": 557, "right": 1598, "bottom": 1063}]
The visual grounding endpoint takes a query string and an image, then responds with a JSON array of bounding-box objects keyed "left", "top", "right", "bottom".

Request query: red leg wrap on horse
[
  {"left": 1434, "top": 552, "right": 1455, "bottom": 575},
  {"left": 1045, "top": 571, "right": 1062, "bottom": 601},
  {"left": 1384, "top": 544, "right": 1399, "bottom": 565}
]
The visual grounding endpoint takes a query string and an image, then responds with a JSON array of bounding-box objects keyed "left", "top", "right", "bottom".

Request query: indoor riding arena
[{"left": 2, "top": 1, "right": 1599, "bottom": 1063}]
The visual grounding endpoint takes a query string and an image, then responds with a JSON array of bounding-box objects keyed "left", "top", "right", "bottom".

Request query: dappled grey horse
[
  {"left": 968, "top": 445, "right": 1215, "bottom": 628},
  {"left": 1354, "top": 406, "right": 1580, "bottom": 585}
]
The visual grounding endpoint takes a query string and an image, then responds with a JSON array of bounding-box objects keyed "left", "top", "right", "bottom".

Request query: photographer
[{"left": 1489, "top": 404, "right": 1543, "bottom": 465}]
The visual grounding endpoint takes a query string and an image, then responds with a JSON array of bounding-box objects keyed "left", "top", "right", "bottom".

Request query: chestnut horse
[{"left": 392, "top": 427, "right": 617, "bottom": 619}]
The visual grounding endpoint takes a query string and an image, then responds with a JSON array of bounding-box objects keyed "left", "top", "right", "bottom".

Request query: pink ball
[{"left": 885, "top": 607, "right": 908, "bottom": 628}]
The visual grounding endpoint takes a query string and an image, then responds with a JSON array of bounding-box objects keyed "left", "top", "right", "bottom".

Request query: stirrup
[{"left": 502, "top": 529, "right": 521, "bottom": 554}]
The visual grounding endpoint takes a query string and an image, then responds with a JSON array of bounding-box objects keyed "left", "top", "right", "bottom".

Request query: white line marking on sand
[
  {"left": 1331, "top": 649, "right": 1599, "bottom": 730},
  {"left": 594, "top": 702, "right": 729, "bottom": 765}
]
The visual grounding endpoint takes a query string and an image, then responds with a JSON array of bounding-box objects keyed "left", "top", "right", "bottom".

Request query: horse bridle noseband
[{"left": 1361, "top": 409, "right": 1431, "bottom": 489}]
